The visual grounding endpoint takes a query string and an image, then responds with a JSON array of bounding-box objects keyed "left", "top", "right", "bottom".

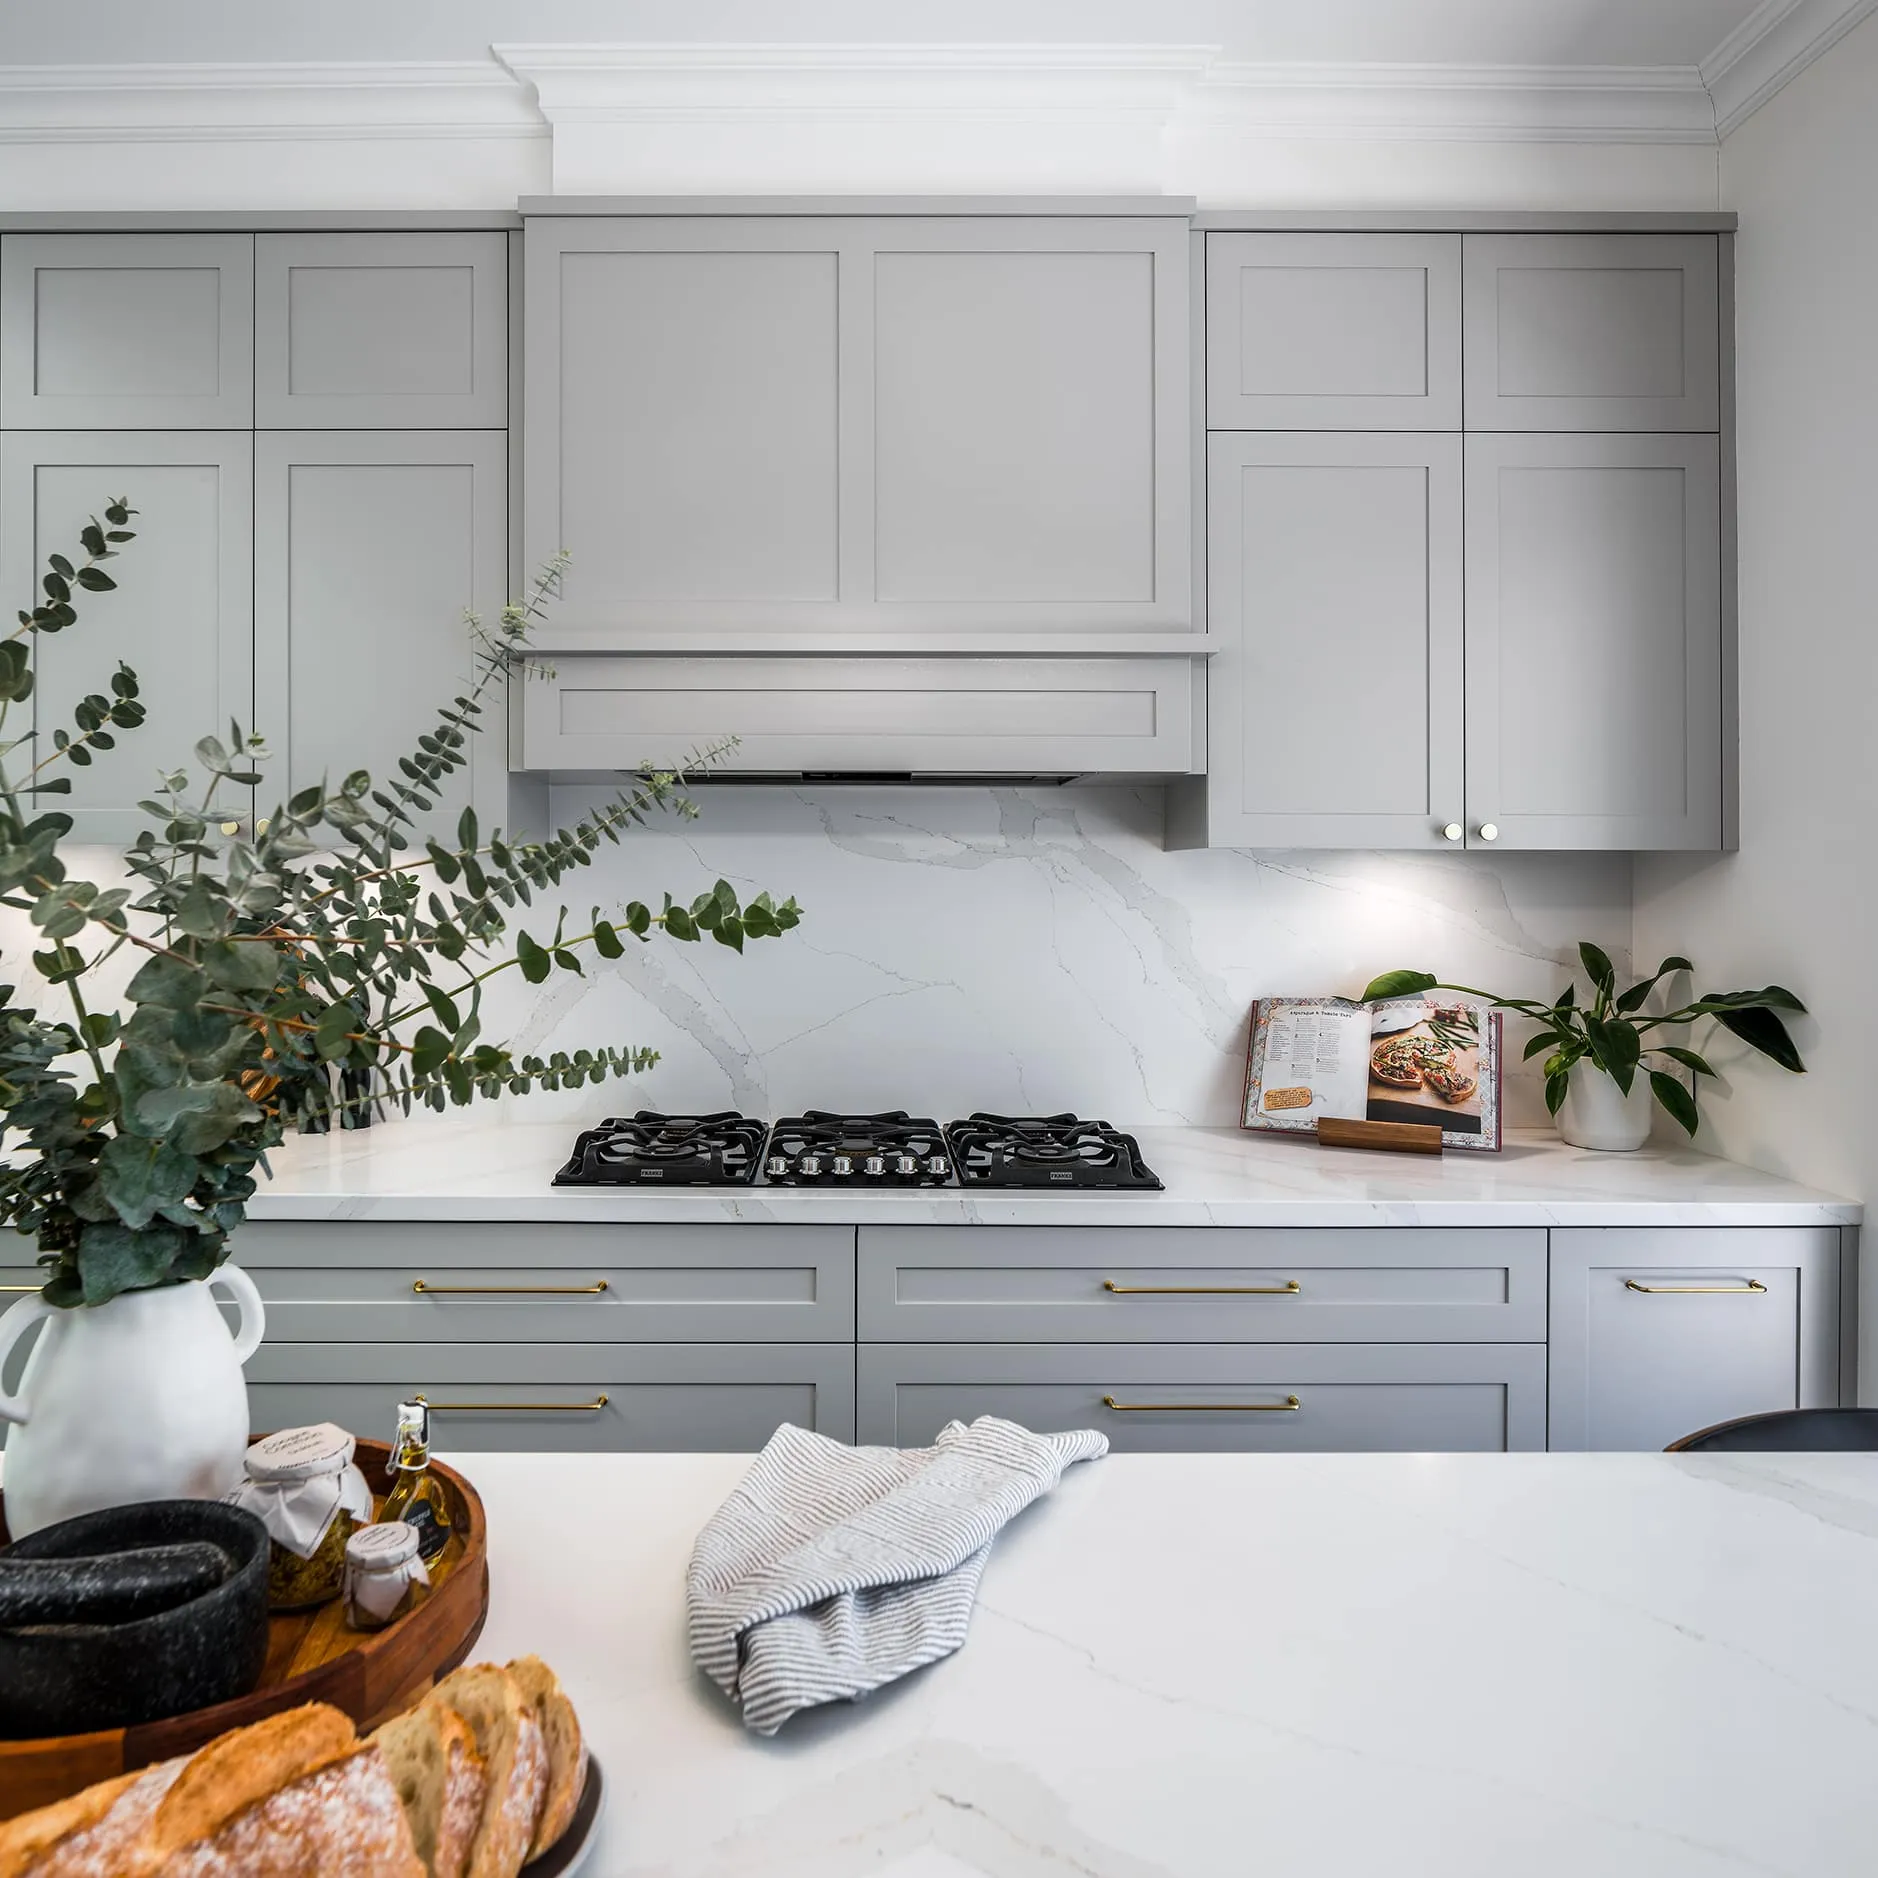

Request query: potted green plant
[
  {"left": 0, "top": 505, "right": 801, "bottom": 1536},
  {"left": 1362, "top": 945, "right": 1805, "bottom": 1151}
]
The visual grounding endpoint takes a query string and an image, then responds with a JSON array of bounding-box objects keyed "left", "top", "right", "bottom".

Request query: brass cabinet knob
[
  {"left": 1477, "top": 822, "right": 1500, "bottom": 842},
  {"left": 1441, "top": 823, "right": 1463, "bottom": 842}
]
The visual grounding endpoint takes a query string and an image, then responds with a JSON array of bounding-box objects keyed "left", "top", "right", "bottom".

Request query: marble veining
[
  {"left": 462, "top": 1450, "right": 1878, "bottom": 1876},
  {"left": 248, "top": 1118, "right": 1858, "bottom": 1225}
]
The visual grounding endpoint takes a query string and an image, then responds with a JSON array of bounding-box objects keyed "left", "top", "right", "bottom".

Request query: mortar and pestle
[{"left": 0, "top": 1500, "right": 270, "bottom": 1737}]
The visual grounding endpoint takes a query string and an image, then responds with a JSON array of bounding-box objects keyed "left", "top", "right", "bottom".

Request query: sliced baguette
[
  {"left": 371, "top": 1703, "right": 486, "bottom": 1878},
  {"left": 0, "top": 1758, "right": 187, "bottom": 1878},
  {"left": 148, "top": 1743, "right": 423, "bottom": 1877},
  {"left": 503, "top": 1658, "right": 585, "bottom": 1859},
  {"left": 425, "top": 1668, "right": 545, "bottom": 1878},
  {"left": 139, "top": 1703, "right": 360, "bottom": 1869}
]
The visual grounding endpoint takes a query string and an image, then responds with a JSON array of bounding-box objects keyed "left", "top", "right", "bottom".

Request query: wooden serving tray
[{"left": 0, "top": 1439, "right": 488, "bottom": 1820}]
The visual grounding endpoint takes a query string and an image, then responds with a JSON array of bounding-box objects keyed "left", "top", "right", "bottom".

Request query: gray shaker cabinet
[
  {"left": 1462, "top": 234, "right": 1720, "bottom": 432},
  {"left": 0, "top": 430, "right": 253, "bottom": 844},
  {"left": 1206, "top": 233, "right": 1461, "bottom": 430},
  {"left": 0, "top": 234, "right": 254, "bottom": 429},
  {"left": 523, "top": 214, "right": 1190, "bottom": 636},
  {"left": 254, "top": 431, "right": 507, "bottom": 838},
  {"left": 1185, "top": 430, "right": 1464, "bottom": 849},
  {"left": 254, "top": 233, "right": 508, "bottom": 430},
  {"left": 1463, "top": 432, "right": 1721, "bottom": 850},
  {"left": 1548, "top": 1228, "right": 1841, "bottom": 1451}
]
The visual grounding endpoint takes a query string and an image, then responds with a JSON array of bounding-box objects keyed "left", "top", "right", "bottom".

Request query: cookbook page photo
[{"left": 1242, "top": 995, "right": 1502, "bottom": 1150}]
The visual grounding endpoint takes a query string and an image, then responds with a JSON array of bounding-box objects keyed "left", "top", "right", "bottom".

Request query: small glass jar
[
  {"left": 343, "top": 1520, "right": 432, "bottom": 1631},
  {"left": 229, "top": 1423, "right": 375, "bottom": 1612}
]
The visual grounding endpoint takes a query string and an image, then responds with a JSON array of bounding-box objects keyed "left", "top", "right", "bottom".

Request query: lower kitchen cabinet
[
  {"left": 1548, "top": 1228, "right": 1841, "bottom": 1451},
  {"left": 858, "top": 1344, "right": 1545, "bottom": 1453},
  {"left": 245, "top": 1343, "right": 856, "bottom": 1451}
]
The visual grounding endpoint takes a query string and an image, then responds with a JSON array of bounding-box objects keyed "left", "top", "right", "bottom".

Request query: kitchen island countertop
[
  {"left": 245, "top": 1117, "right": 1860, "bottom": 1227},
  {"left": 463, "top": 1445, "right": 1878, "bottom": 1876}
]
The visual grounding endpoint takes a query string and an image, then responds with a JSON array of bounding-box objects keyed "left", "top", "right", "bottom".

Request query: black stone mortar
[{"left": 0, "top": 1501, "right": 270, "bottom": 1738}]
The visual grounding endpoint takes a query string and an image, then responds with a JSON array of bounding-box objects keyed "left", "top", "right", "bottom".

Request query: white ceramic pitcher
[{"left": 0, "top": 1266, "right": 265, "bottom": 1539}]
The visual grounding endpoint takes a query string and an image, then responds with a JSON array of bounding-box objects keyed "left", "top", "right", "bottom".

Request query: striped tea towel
[{"left": 686, "top": 1416, "right": 1106, "bottom": 1735}]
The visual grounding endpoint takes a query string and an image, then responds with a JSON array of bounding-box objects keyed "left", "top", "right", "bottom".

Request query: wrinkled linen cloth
[{"left": 686, "top": 1416, "right": 1106, "bottom": 1734}]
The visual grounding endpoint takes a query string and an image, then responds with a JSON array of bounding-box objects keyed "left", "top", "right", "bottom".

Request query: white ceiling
[{"left": 0, "top": 0, "right": 1784, "bottom": 71}]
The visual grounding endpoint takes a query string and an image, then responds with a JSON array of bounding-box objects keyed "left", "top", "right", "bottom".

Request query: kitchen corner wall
[
  {"left": 473, "top": 784, "right": 1633, "bottom": 1129},
  {"left": 1634, "top": 11, "right": 1878, "bottom": 1392}
]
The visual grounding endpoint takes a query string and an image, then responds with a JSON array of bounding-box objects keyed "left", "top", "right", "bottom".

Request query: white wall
[{"left": 1634, "top": 11, "right": 1878, "bottom": 1381}]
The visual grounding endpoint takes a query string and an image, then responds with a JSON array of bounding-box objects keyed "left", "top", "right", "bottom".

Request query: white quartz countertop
[
  {"left": 462, "top": 1446, "right": 1878, "bottom": 1876},
  {"left": 245, "top": 1117, "right": 1859, "bottom": 1226}
]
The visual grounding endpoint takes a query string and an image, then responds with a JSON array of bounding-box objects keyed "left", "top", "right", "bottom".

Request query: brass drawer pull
[
  {"left": 0, "top": 1284, "right": 41, "bottom": 1294},
  {"left": 414, "top": 1394, "right": 610, "bottom": 1413},
  {"left": 1103, "top": 1279, "right": 1300, "bottom": 1297},
  {"left": 413, "top": 1280, "right": 609, "bottom": 1296},
  {"left": 1624, "top": 1279, "right": 1767, "bottom": 1295},
  {"left": 1102, "top": 1394, "right": 1301, "bottom": 1414}
]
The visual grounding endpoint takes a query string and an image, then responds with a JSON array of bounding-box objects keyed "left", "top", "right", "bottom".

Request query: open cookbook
[{"left": 1242, "top": 995, "right": 1503, "bottom": 1151}]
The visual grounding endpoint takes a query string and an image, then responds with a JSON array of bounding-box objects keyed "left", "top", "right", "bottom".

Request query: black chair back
[{"left": 1668, "top": 1408, "right": 1878, "bottom": 1452}]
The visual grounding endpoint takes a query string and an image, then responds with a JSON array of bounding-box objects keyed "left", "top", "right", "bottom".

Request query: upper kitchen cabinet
[
  {"left": 1464, "top": 432, "right": 1721, "bottom": 850},
  {"left": 1206, "top": 234, "right": 1461, "bottom": 430},
  {"left": 1462, "top": 234, "right": 1719, "bottom": 432},
  {"left": 523, "top": 212, "right": 1191, "bottom": 639},
  {"left": 255, "top": 431, "right": 507, "bottom": 837},
  {"left": 0, "top": 430, "right": 253, "bottom": 843},
  {"left": 0, "top": 235, "right": 254, "bottom": 429},
  {"left": 254, "top": 234, "right": 508, "bottom": 429},
  {"left": 1194, "top": 431, "right": 1464, "bottom": 849}
]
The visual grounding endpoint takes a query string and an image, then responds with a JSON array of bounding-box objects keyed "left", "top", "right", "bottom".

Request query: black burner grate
[
  {"left": 764, "top": 1110, "right": 955, "bottom": 1186},
  {"left": 553, "top": 1111, "right": 768, "bottom": 1186},
  {"left": 944, "top": 1113, "right": 1163, "bottom": 1189}
]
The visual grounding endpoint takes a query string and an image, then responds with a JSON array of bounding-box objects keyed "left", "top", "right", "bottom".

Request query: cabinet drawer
[
  {"left": 247, "top": 1342, "right": 855, "bottom": 1451},
  {"left": 234, "top": 1223, "right": 854, "bottom": 1343},
  {"left": 859, "top": 1344, "right": 1544, "bottom": 1452},
  {"left": 859, "top": 1228, "right": 1544, "bottom": 1342},
  {"left": 1549, "top": 1227, "right": 1840, "bottom": 1451}
]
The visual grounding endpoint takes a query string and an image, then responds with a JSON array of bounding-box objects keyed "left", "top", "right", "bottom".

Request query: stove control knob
[
  {"left": 766, "top": 1154, "right": 790, "bottom": 1178},
  {"left": 798, "top": 1155, "right": 823, "bottom": 1177},
  {"left": 895, "top": 1154, "right": 918, "bottom": 1176},
  {"left": 864, "top": 1155, "right": 886, "bottom": 1177},
  {"left": 832, "top": 1154, "right": 853, "bottom": 1177},
  {"left": 925, "top": 1155, "right": 950, "bottom": 1177}
]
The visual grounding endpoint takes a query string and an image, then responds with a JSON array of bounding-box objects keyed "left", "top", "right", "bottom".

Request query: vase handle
[
  {"left": 209, "top": 1265, "right": 266, "bottom": 1368},
  {"left": 0, "top": 1292, "right": 54, "bottom": 1426}
]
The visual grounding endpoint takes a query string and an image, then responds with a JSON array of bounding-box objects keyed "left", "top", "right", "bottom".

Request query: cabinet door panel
[
  {"left": 1207, "top": 233, "right": 1461, "bottom": 429},
  {"left": 1464, "top": 433, "right": 1720, "bottom": 850},
  {"left": 255, "top": 233, "right": 507, "bottom": 428},
  {"left": 527, "top": 224, "right": 843, "bottom": 626},
  {"left": 1463, "top": 234, "right": 1719, "bottom": 431},
  {"left": 1548, "top": 1228, "right": 1840, "bottom": 1451},
  {"left": 859, "top": 1344, "right": 1545, "bottom": 1452},
  {"left": 1, "top": 235, "right": 253, "bottom": 428},
  {"left": 247, "top": 1342, "right": 856, "bottom": 1451},
  {"left": 0, "top": 432, "right": 253, "bottom": 844},
  {"left": 1203, "top": 432, "right": 1463, "bottom": 848},
  {"left": 255, "top": 432, "right": 505, "bottom": 836}
]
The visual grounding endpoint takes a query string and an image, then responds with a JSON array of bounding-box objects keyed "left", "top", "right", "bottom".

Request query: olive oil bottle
[{"left": 379, "top": 1398, "right": 455, "bottom": 1569}]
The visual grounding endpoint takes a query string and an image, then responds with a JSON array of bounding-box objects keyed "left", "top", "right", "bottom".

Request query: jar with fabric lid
[
  {"left": 343, "top": 1519, "right": 432, "bottom": 1631},
  {"left": 227, "top": 1423, "right": 375, "bottom": 1611}
]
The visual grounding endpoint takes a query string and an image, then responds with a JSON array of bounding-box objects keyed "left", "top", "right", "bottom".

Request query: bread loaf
[
  {"left": 504, "top": 1658, "right": 585, "bottom": 1859},
  {"left": 370, "top": 1703, "right": 485, "bottom": 1878},
  {"left": 0, "top": 1759, "right": 181, "bottom": 1878},
  {"left": 424, "top": 1667, "right": 545, "bottom": 1878}
]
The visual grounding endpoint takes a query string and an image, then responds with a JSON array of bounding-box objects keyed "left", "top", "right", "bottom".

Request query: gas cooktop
[{"left": 553, "top": 1109, "right": 1163, "bottom": 1190}]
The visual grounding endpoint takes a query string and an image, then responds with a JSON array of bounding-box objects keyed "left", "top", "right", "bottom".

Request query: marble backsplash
[{"left": 469, "top": 784, "right": 1634, "bottom": 1130}]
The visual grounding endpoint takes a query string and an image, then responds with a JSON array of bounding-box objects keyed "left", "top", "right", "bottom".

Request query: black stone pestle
[{"left": 0, "top": 1541, "right": 230, "bottom": 1629}]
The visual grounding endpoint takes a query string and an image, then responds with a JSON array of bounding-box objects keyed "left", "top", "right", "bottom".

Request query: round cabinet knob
[
  {"left": 1441, "top": 823, "right": 1463, "bottom": 842},
  {"left": 219, "top": 820, "right": 242, "bottom": 837},
  {"left": 1477, "top": 823, "right": 1500, "bottom": 843}
]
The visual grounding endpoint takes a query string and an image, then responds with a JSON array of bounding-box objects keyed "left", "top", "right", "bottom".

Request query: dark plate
[{"left": 525, "top": 1756, "right": 606, "bottom": 1877}]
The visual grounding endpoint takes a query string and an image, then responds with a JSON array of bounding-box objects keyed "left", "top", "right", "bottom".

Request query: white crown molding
[
  {"left": 1189, "top": 61, "right": 1717, "bottom": 144},
  {"left": 0, "top": 60, "right": 543, "bottom": 144},
  {"left": 1700, "top": 0, "right": 1878, "bottom": 137}
]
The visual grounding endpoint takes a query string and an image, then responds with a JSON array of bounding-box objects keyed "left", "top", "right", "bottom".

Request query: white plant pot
[
  {"left": 0, "top": 1265, "right": 264, "bottom": 1539},
  {"left": 1556, "top": 1070, "right": 1655, "bottom": 1152}
]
